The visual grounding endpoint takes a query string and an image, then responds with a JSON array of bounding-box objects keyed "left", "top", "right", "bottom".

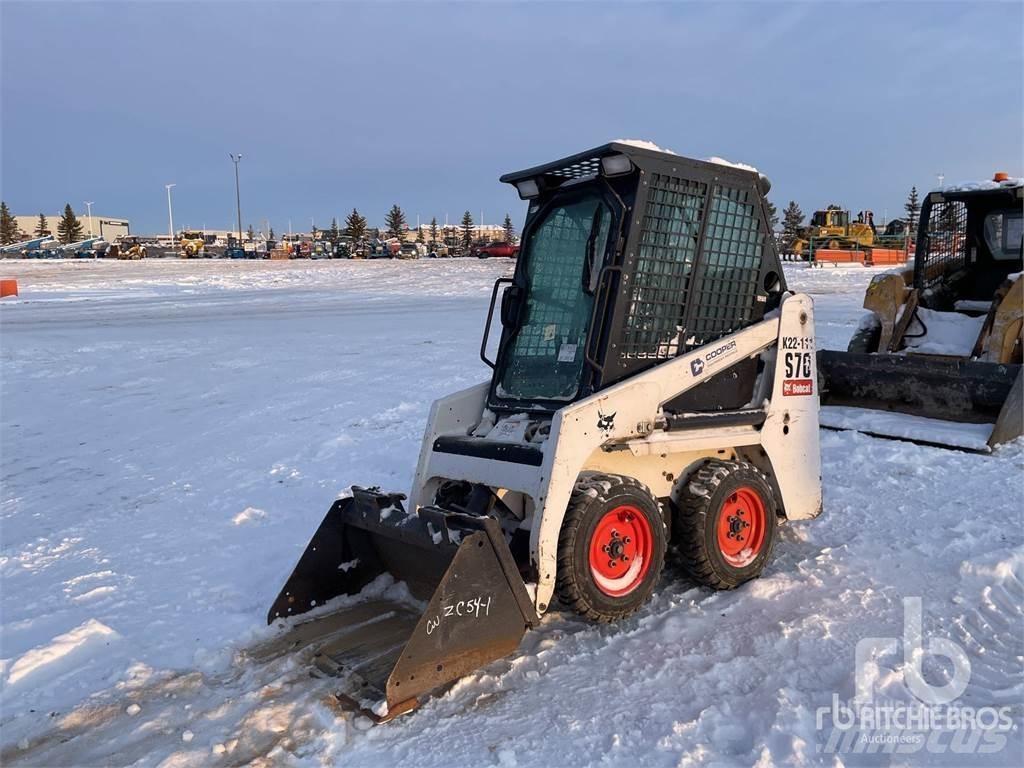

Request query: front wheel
[
  {"left": 674, "top": 460, "right": 778, "bottom": 589},
  {"left": 555, "top": 473, "right": 667, "bottom": 622}
]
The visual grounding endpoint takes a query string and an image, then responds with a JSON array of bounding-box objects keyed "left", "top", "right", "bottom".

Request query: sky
[{"left": 2, "top": 1, "right": 1022, "bottom": 235}]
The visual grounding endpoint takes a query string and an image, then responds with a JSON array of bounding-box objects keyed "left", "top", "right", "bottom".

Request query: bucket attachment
[
  {"left": 268, "top": 487, "right": 538, "bottom": 721},
  {"left": 817, "top": 350, "right": 1023, "bottom": 451}
]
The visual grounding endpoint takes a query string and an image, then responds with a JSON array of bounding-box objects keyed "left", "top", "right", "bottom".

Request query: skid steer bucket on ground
[
  {"left": 817, "top": 351, "right": 1023, "bottom": 451},
  {"left": 268, "top": 487, "right": 537, "bottom": 721}
]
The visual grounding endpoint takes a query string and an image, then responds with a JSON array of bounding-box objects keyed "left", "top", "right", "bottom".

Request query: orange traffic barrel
[{"left": 0, "top": 279, "right": 18, "bottom": 298}]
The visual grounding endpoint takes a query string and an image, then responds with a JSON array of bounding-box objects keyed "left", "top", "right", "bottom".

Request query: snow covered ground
[{"left": 1, "top": 259, "right": 1021, "bottom": 767}]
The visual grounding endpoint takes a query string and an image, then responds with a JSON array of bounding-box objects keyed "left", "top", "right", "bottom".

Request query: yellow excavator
[{"left": 818, "top": 173, "right": 1023, "bottom": 451}]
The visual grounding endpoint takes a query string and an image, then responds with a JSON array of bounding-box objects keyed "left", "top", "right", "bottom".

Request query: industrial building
[{"left": 13, "top": 213, "right": 129, "bottom": 241}]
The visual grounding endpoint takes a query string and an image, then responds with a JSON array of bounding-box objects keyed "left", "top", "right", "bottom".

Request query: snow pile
[
  {"left": 706, "top": 155, "right": 759, "bottom": 173},
  {"left": 4, "top": 619, "right": 123, "bottom": 696},
  {"left": 819, "top": 406, "right": 993, "bottom": 451},
  {"left": 902, "top": 307, "right": 985, "bottom": 356},
  {"left": 611, "top": 138, "right": 676, "bottom": 154},
  {"left": 938, "top": 177, "right": 1023, "bottom": 193}
]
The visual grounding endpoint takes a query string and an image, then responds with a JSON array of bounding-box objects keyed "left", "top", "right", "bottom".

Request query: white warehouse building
[{"left": 13, "top": 213, "right": 130, "bottom": 241}]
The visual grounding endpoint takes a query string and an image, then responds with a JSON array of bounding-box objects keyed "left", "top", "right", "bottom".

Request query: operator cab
[
  {"left": 484, "top": 142, "right": 785, "bottom": 416},
  {"left": 915, "top": 177, "right": 1024, "bottom": 309}
]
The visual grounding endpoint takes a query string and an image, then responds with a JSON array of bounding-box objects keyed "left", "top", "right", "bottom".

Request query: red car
[{"left": 475, "top": 241, "right": 519, "bottom": 258}]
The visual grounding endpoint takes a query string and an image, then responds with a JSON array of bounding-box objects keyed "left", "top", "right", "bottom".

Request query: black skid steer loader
[
  {"left": 270, "top": 142, "right": 823, "bottom": 721},
  {"left": 818, "top": 174, "right": 1023, "bottom": 451}
]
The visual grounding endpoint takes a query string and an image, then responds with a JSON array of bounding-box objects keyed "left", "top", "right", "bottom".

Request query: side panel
[
  {"left": 529, "top": 315, "right": 783, "bottom": 611},
  {"left": 409, "top": 381, "right": 490, "bottom": 512},
  {"left": 759, "top": 294, "right": 822, "bottom": 520}
]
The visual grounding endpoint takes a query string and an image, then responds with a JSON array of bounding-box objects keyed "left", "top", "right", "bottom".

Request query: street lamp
[
  {"left": 165, "top": 184, "right": 176, "bottom": 244},
  {"left": 84, "top": 201, "right": 94, "bottom": 237},
  {"left": 229, "top": 153, "right": 243, "bottom": 243}
]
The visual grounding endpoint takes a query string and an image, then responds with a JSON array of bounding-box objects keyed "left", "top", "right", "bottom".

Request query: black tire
[
  {"left": 847, "top": 314, "right": 881, "bottom": 354},
  {"left": 555, "top": 472, "right": 667, "bottom": 623},
  {"left": 675, "top": 460, "right": 778, "bottom": 590}
]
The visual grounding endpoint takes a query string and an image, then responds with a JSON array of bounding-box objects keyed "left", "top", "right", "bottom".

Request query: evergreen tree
[
  {"left": 765, "top": 200, "right": 778, "bottom": 231},
  {"left": 503, "top": 213, "right": 516, "bottom": 243},
  {"left": 416, "top": 226, "right": 425, "bottom": 243},
  {"left": 781, "top": 201, "right": 804, "bottom": 251},
  {"left": 385, "top": 204, "right": 406, "bottom": 240},
  {"left": 904, "top": 186, "right": 920, "bottom": 236},
  {"left": 247, "top": 224, "right": 255, "bottom": 241},
  {"left": 34, "top": 213, "right": 50, "bottom": 237},
  {"left": 428, "top": 217, "right": 439, "bottom": 247},
  {"left": 56, "top": 204, "right": 83, "bottom": 244},
  {"left": 0, "top": 202, "right": 17, "bottom": 245},
  {"left": 269, "top": 226, "right": 276, "bottom": 241},
  {"left": 461, "top": 210, "right": 474, "bottom": 249},
  {"left": 329, "top": 217, "right": 340, "bottom": 242},
  {"left": 345, "top": 208, "right": 367, "bottom": 242}
]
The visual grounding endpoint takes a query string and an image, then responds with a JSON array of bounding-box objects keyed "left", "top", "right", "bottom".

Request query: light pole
[
  {"left": 229, "top": 153, "right": 243, "bottom": 243},
  {"left": 84, "top": 201, "right": 94, "bottom": 237},
  {"left": 165, "top": 184, "right": 176, "bottom": 244}
]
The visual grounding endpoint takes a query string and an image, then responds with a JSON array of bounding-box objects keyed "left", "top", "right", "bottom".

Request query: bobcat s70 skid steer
[{"left": 269, "top": 142, "right": 823, "bottom": 721}]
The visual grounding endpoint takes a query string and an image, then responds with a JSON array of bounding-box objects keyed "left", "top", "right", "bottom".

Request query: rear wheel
[
  {"left": 556, "top": 473, "right": 667, "bottom": 622},
  {"left": 675, "top": 460, "right": 777, "bottom": 589}
]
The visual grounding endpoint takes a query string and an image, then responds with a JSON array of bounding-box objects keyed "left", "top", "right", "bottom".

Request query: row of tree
[
  {"left": 0, "top": 202, "right": 87, "bottom": 246},
  {"left": 338, "top": 206, "right": 516, "bottom": 249}
]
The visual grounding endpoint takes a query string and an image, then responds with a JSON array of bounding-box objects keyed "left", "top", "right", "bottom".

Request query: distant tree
[
  {"left": 345, "top": 208, "right": 367, "bottom": 242},
  {"left": 781, "top": 201, "right": 804, "bottom": 251},
  {"left": 765, "top": 200, "right": 778, "bottom": 231},
  {"left": 34, "top": 213, "right": 50, "bottom": 237},
  {"left": 384, "top": 204, "right": 406, "bottom": 240},
  {"left": 503, "top": 213, "right": 516, "bottom": 244},
  {"left": 461, "top": 210, "right": 474, "bottom": 249},
  {"left": 416, "top": 226, "right": 425, "bottom": 243},
  {"left": 56, "top": 204, "right": 83, "bottom": 244},
  {"left": 329, "top": 217, "right": 340, "bottom": 242},
  {"left": 269, "top": 226, "right": 276, "bottom": 241},
  {"left": 428, "top": 217, "right": 439, "bottom": 247},
  {"left": 247, "top": 224, "right": 255, "bottom": 241},
  {"left": 904, "top": 186, "right": 920, "bottom": 236},
  {"left": 0, "top": 202, "right": 17, "bottom": 245}
]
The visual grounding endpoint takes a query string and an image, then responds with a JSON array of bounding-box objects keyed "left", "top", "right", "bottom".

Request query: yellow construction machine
[
  {"left": 818, "top": 173, "right": 1023, "bottom": 451},
  {"left": 179, "top": 231, "right": 206, "bottom": 258},
  {"left": 790, "top": 206, "right": 877, "bottom": 258}
]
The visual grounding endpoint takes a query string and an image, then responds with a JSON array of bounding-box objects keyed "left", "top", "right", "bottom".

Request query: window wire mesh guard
[
  {"left": 689, "top": 186, "right": 764, "bottom": 348},
  {"left": 622, "top": 174, "right": 707, "bottom": 360},
  {"left": 922, "top": 201, "right": 968, "bottom": 292}
]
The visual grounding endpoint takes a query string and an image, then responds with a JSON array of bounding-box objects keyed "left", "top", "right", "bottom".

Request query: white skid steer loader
[{"left": 269, "top": 142, "right": 823, "bottom": 721}]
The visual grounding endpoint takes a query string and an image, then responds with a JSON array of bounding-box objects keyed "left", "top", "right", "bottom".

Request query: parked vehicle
[
  {"left": 475, "top": 241, "right": 520, "bottom": 258},
  {"left": 109, "top": 236, "right": 147, "bottom": 260}
]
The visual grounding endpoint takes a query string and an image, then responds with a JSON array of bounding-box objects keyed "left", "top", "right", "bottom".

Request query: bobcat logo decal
[{"left": 597, "top": 410, "right": 616, "bottom": 433}]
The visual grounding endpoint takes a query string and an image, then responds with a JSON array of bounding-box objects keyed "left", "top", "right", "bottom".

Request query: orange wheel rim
[
  {"left": 588, "top": 505, "right": 653, "bottom": 597},
  {"left": 716, "top": 487, "right": 767, "bottom": 568}
]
